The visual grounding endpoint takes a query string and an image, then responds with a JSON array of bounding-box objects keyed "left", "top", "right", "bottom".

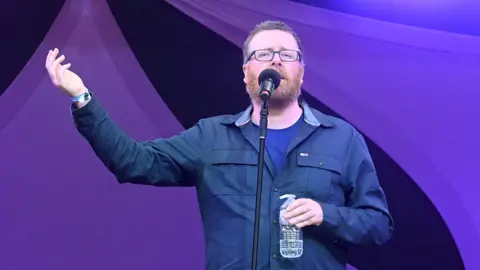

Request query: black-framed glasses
[{"left": 245, "top": 49, "right": 302, "bottom": 63}]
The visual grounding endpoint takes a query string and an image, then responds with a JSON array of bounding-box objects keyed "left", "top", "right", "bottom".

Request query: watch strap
[{"left": 71, "top": 89, "right": 91, "bottom": 103}]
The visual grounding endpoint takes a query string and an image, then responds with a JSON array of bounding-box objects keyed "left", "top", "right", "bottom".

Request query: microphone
[{"left": 258, "top": 68, "right": 281, "bottom": 101}]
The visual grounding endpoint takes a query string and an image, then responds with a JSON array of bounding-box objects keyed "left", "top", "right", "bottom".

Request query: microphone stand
[{"left": 251, "top": 95, "right": 269, "bottom": 270}]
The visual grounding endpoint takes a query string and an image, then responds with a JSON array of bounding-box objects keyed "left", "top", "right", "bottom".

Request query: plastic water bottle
[{"left": 279, "top": 194, "right": 303, "bottom": 258}]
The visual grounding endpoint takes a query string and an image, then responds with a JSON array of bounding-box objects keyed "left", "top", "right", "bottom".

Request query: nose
[{"left": 270, "top": 52, "right": 282, "bottom": 66}]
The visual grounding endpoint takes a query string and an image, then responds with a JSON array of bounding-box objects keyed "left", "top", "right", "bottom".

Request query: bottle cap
[{"left": 279, "top": 194, "right": 296, "bottom": 200}]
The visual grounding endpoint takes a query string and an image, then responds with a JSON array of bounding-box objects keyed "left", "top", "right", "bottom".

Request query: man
[{"left": 45, "top": 21, "right": 393, "bottom": 270}]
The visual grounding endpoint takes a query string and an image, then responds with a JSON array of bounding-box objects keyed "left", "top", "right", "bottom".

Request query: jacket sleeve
[
  {"left": 314, "top": 132, "right": 394, "bottom": 246},
  {"left": 72, "top": 95, "right": 203, "bottom": 187}
]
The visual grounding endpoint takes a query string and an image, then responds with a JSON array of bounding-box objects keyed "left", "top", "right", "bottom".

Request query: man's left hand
[{"left": 283, "top": 198, "right": 324, "bottom": 228}]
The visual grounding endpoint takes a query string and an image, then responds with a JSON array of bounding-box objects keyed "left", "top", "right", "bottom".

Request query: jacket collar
[{"left": 220, "top": 99, "right": 334, "bottom": 128}]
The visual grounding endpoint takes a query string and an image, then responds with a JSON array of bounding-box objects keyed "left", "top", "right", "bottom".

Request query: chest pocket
[
  {"left": 204, "top": 149, "right": 258, "bottom": 195},
  {"left": 297, "top": 153, "right": 343, "bottom": 202}
]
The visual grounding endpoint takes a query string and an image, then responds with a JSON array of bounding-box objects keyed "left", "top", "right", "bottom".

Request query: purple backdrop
[
  {"left": 1, "top": 0, "right": 479, "bottom": 269},
  {"left": 0, "top": 1, "right": 203, "bottom": 269}
]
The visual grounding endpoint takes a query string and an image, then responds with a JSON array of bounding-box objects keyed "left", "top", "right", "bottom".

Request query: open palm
[{"left": 45, "top": 48, "right": 85, "bottom": 97}]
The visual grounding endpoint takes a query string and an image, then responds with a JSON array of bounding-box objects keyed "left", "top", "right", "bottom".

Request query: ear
[
  {"left": 242, "top": 64, "right": 248, "bottom": 84},
  {"left": 299, "top": 65, "right": 305, "bottom": 84}
]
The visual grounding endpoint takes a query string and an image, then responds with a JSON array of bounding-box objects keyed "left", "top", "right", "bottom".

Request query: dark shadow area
[
  {"left": 0, "top": 0, "right": 66, "bottom": 96},
  {"left": 107, "top": 1, "right": 465, "bottom": 269},
  {"left": 290, "top": 0, "right": 480, "bottom": 37}
]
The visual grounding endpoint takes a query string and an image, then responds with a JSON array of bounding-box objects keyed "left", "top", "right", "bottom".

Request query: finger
[
  {"left": 52, "top": 66, "right": 60, "bottom": 85},
  {"left": 46, "top": 48, "right": 59, "bottom": 67},
  {"left": 60, "top": 63, "right": 72, "bottom": 75},
  {"left": 295, "top": 215, "right": 318, "bottom": 229},
  {"left": 57, "top": 63, "right": 71, "bottom": 82},
  {"left": 284, "top": 204, "right": 310, "bottom": 219},
  {"left": 53, "top": 54, "right": 66, "bottom": 67},
  {"left": 288, "top": 211, "right": 315, "bottom": 226},
  {"left": 51, "top": 55, "right": 66, "bottom": 83},
  {"left": 55, "top": 64, "right": 66, "bottom": 83},
  {"left": 286, "top": 198, "right": 308, "bottom": 211},
  {"left": 45, "top": 50, "right": 52, "bottom": 68}
]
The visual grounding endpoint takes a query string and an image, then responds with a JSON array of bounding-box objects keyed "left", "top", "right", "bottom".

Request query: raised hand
[{"left": 45, "top": 48, "right": 86, "bottom": 97}]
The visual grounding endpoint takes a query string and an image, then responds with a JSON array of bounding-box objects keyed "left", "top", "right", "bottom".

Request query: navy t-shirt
[{"left": 255, "top": 115, "right": 303, "bottom": 175}]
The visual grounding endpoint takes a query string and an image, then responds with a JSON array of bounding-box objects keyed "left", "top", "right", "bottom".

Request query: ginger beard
[{"left": 246, "top": 68, "right": 303, "bottom": 108}]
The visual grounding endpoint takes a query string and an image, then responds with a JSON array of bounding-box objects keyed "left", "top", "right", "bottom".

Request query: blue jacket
[{"left": 73, "top": 95, "right": 394, "bottom": 270}]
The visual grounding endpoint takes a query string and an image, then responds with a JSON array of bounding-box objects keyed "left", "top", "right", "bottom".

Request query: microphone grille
[{"left": 258, "top": 69, "right": 281, "bottom": 89}]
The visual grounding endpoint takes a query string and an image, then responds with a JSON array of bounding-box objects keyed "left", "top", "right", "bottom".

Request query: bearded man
[{"left": 45, "top": 20, "right": 393, "bottom": 270}]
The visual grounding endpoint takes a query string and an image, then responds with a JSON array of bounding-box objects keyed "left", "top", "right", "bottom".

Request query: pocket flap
[
  {"left": 297, "top": 153, "right": 342, "bottom": 174},
  {"left": 211, "top": 149, "right": 258, "bottom": 166}
]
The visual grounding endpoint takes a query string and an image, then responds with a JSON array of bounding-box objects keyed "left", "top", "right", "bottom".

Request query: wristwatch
[{"left": 71, "top": 89, "right": 91, "bottom": 103}]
